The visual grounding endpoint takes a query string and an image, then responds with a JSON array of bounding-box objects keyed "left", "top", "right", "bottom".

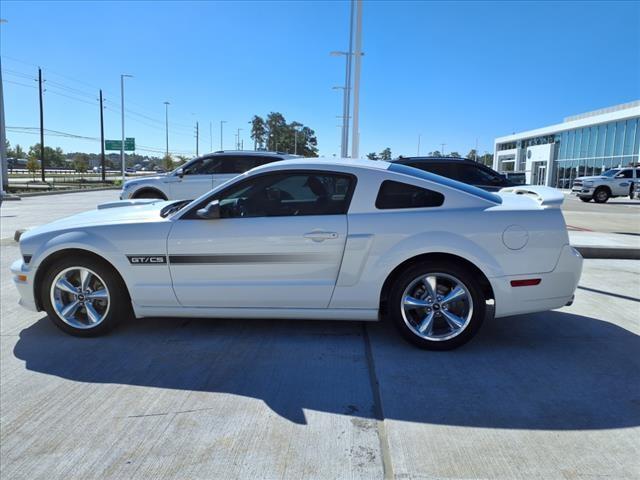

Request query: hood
[
  {"left": 20, "top": 200, "right": 173, "bottom": 241},
  {"left": 123, "top": 175, "right": 167, "bottom": 187},
  {"left": 575, "top": 175, "right": 607, "bottom": 181}
]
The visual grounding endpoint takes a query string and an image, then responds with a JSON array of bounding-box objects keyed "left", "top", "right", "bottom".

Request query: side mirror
[
  {"left": 196, "top": 200, "right": 221, "bottom": 219},
  {"left": 176, "top": 167, "right": 184, "bottom": 178}
]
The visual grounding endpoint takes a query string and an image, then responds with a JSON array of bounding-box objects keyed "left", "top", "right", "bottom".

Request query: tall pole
[
  {"left": 343, "top": 1, "right": 354, "bottom": 158},
  {"left": 99, "top": 89, "right": 105, "bottom": 182},
  {"left": 0, "top": 55, "right": 7, "bottom": 195},
  {"left": 38, "top": 68, "right": 45, "bottom": 182},
  {"left": 120, "top": 74, "right": 132, "bottom": 181},
  {"left": 209, "top": 122, "right": 213, "bottom": 152},
  {"left": 195, "top": 121, "right": 199, "bottom": 156},
  {"left": 350, "top": 0, "right": 363, "bottom": 159},
  {"left": 440, "top": 143, "right": 446, "bottom": 156},
  {"left": 164, "top": 101, "right": 170, "bottom": 157},
  {"left": 236, "top": 128, "right": 242, "bottom": 150},
  {"left": 294, "top": 129, "right": 298, "bottom": 155},
  {"left": 220, "top": 120, "right": 226, "bottom": 150},
  {"left": 417, "top": 134, "right": 421, "bottom": 156}
]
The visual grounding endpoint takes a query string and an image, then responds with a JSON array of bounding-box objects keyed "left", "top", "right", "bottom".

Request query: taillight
[{"left": 510, "top": 278, "right": 541, "bottom": 287}]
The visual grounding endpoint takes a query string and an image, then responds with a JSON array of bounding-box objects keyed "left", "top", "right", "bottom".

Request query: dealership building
[{"left": 493, "top": 101, "right": 640, "bottom": 188}]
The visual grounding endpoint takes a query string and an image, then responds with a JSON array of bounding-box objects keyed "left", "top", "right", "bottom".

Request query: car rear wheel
[
  {"left": 41, "top": 256, "right": 131, "bottom": 336},
  {"left": 388, "top": 261, "right": 486, "bottom": 350},
  {"left": 593, "top": 187, "right": 610, "bottom": 203}
]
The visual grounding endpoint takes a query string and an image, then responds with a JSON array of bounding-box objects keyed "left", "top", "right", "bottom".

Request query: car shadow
[{"left": 13, "top": 311, "right": 640, "bottom": 430}]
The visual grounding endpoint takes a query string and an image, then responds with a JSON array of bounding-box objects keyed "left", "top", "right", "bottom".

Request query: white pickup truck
[{"left": 571, "top": 167, "right": 639, "bottom": 203}]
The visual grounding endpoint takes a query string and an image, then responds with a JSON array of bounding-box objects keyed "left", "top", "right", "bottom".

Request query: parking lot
[{"left": 1, "top": 191, "right": 639, "bottom": 479}]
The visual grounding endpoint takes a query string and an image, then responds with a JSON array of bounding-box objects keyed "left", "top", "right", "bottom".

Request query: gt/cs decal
[{"left": 127, "top": 255, "right": 167, "bottom": 265}]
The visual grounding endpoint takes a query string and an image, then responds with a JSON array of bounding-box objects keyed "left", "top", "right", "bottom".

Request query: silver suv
[
  {"left": 120, "top": 151, "right": 298, "bottom": 201},
  {"left": 571, "top": 167, "right": 639, "bottom": 203}
]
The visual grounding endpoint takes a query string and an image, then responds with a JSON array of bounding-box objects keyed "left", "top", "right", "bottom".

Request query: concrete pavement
[{"left": 1, "top": 189, "right": 639, "bottom": 479}]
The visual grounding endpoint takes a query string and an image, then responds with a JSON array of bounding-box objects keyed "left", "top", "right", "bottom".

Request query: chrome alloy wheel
[
  {"left": 401, "top": 272, "right": 473, "bottom": 341},
  {"left": 50, "top": 267, "right": 110, "bottom": 329}
]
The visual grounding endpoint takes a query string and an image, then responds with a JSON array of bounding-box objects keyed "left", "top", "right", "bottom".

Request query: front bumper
[
  {"left": 492, "top": 245, "right": 583, "bottom": 318},
  {"left": 571, "top": 186, "right": 594, "bottom": 196},
  {"left": 119, "top": 189, "right": 133, "bottom": 200},
  {"left": 11, "top": 259, "right": 38, "bottom": 312}
]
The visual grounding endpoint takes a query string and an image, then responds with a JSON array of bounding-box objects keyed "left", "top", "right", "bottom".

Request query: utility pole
[
  {"left": 220, "top": 120, "right": 226, "bottom": 150},
  {"left": 0, "top": 54, "right": 8, "bottom": 197},
  {"left": 294, "top": 129, "right": 298, "bottom": 155},
  {"left": 350, "top": 0, "right": 363, "bottom": 159},
  {"left": 120, "top": 74, "right": 132, "bottom": 181},
  {"left": 99, "top": 90, "right": 105, "bottom": 182},
  {"left": 236, "top": 128, "right": 242, "bottom": 150},
  {"left": 164, "top": 101, "right": 170, "bottom": 157},
  {"left": 209, "top": 122, "right": 213, "bottom": 152},
  {"left": 417, "top": 134, "right": 421, "bottom": 156},
  {"left": 440, "top": 143, "right": 446, "bottom": 156},
  {"left": 195, "top": 121, "right": 199, "bottom": 156},
  {"left": 38, "top": 67, "right": 45, "bottom": 182}
]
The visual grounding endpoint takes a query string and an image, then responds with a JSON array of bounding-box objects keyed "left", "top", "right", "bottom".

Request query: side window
[
  {"left": 620, "top": 169, "right": 633, "bottom": 179},
  {"left": 376, "top": 180, "right": 444, "bottom": 209},
  {"left": 187, "top": 157, "right": 223, "bottom": 175},
  {"left": 220, "top": 157, "right": 258, "bottom": 174},
  {"left": 217, "top": 172, "right": 355, "bottom": 218},
  {"left": 455, "top": 164, "right": 500, "bottom": 184},
  {"left": 419, "top": 163, "right": 452, "bottom": 178},
  {"left": 253, "top": 156, "right": 280, "bottom": 168}
]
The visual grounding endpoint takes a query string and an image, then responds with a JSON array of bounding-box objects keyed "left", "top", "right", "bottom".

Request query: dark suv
[{"left": 392, "top": 157, "right": 515, "bottom": 191}]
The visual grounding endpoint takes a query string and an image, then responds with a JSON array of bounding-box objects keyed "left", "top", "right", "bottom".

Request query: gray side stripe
[{"left": 168, "top": 253, "right": 332, "bottom": 264}]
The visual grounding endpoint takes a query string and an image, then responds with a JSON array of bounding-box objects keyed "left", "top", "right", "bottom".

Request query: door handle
[{"left": 304, "top": 231, "right": 338, "bottom": 242}]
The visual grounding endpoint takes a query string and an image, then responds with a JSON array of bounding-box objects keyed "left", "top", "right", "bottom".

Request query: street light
[
  {"left": 330, "top": 50, "right": 351, "bottom": 158},
  {"left": 120, "top": 74, "right": 133, "bottom": 181},
  {"left": 220, "top": 120, "right": 227, "bottom": 150},
  {"left": 236, "top": 128, "right": 243, "bottom": 150},
  {"left": 163, "top": 101, "right": 170, "bottom": 157}
]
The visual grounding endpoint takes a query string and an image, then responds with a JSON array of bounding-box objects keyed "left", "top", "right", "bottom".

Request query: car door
[
  {"left": 167, "top": 170, "right": 355, "bottom": 308},
  {"left": 612, "top": 169, "right": 633, "bottom": 195},
  {"left": 169, "top": 157, "right": 219, "bottom": 199}
]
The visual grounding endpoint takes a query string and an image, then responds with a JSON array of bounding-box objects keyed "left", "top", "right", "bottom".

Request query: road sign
[{"left": 105, "top": 138, "right": 135, "bottom": 151}]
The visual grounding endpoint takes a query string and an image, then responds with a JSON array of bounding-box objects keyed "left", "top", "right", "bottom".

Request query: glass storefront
[{"left": 544, "top": 118, "right": 637, "bottom": 188}]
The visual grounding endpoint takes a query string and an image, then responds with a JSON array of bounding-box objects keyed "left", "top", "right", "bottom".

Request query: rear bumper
[
  {"left": 11, "top": 259, "right": 38, "bottom": 312},
  {"left": 492, "top": 245, "right": 583, "bottom": 318}
]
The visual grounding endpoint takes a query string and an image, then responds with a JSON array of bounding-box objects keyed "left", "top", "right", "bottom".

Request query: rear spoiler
[
  {"left": 498, "top": 185, "right": 564, "bottom": 208},
  {"left": 97, "top": 199, "right": 160, "bottom": 210}
]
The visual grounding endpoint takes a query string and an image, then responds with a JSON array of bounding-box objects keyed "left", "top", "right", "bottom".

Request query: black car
[{"left": 392, "top": 156, "right": 515, "bottom": 191}]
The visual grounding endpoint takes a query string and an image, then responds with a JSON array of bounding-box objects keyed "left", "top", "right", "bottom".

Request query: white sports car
[{"left": 11, "top": 159, "right": 583, "bottom": 350}]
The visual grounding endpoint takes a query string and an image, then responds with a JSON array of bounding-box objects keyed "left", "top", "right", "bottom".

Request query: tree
[
  {"left": 429, "top": 150, "right": 442, "bottom": 157},
  {"left": 250, "top": 115, "right": 267, "bottom": 150},
  {"left": 15, "top": 144, "right": 25, "bottom": 159},
  {"left": 449, "top": 151, "right": 461, "bottom": 158},
  {"left": 379, "top": 148, "right": 392, "bottom": 161},
  {"left": 366, "top": 152, "right": 379, "bottom": 160},
  {"left": 28, "top": 143, "right": 66, "bottom": 168},
  {"left": 479, "top": 153, "right": 494, "bottom": 167},
  {"left": 467, "top": 149, "right": 478, "bottom": 161},
  {"left": 73, "top": 153, "right": 89, "bottom": 173},
  {"left": 26, "top": 158, "right": 39, "bottom": 179},
  {"left": 162, "top": 154, "right": 174, "bottom": 170},
  {"left": 175, "top": 155, "right": 190, "bottom": 165}
]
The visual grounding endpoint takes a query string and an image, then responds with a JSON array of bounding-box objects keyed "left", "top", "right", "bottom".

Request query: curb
[
  {"left": 15, "top": 187, "right": 119, "bottom": 198},
  {"left": 573, "top": 246, "right": 640, "bottom": 260}
]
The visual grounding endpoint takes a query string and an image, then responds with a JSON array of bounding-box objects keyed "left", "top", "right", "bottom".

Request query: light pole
[
  {"left": 120, "top": 74, "right": 133, "bottom": 181},
  {"left": 417, "top": 134, "right": 421, "bottom": 156},
  {"left": 236, "top": 128, "right": 243, "bottom": 150},
  {"left": 220, "top": 120, "right": 227, "bottom": 150},
  {"left": 331, "top": 50, "right": 352, "bottom": 158},
  {"left": 163, "top": 101, "right": 170, "bottom": 157},
  {"left": 350, "top": 0, "right": 363, "bottom": 159},
  {"left": 440, "top": 143, "right": 446, "bottom": 156}
]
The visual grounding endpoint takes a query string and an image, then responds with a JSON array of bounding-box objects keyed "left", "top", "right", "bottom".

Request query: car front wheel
[
  {"left": 388, "top": 261, "right": 486, "bottom": 350},
  {"left": 41, "top": 256, "right": 131, "bottom": 336},
  {"left": 593, "top": 187, "right": 610, "bottom": 203}
]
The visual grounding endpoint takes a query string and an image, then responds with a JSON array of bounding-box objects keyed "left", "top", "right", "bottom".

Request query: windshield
[{"left": 601, "top": 169, "right": 622, "bottom": 177}]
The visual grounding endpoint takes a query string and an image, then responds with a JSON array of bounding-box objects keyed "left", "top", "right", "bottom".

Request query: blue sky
[{"left": 2, "top": 0, "right": 639, "bottom": 159}]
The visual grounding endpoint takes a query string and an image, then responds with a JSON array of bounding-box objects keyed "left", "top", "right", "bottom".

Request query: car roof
[
  {"left": 201, "top": 150, "right": 300, "bottom": 158},
  {"left": 393, "top": 156, "right": 476, "bottom": 164},
  {"left": 251, "top": 157, "right": 392, "bottom": 173}
]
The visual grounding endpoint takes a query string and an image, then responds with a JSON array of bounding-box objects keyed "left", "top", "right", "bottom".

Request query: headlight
[{"left": 583, "top": 181, "right": 593, "bottom": 187}]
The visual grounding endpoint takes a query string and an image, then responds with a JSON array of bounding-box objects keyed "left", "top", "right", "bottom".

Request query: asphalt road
[
  {"left": 1, "top": 190, "right": 639, "bottom": 480},
  {"left": 562, "top": 193, "right": 640, "bottom": 234}
]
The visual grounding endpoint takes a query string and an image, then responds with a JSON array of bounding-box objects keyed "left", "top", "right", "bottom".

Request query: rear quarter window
[{"left": 376, "top": 180, "right": 444, "bottom": 209}]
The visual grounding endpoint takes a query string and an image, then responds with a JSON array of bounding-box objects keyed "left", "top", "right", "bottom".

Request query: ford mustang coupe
[{"left": 11, "top": 159, "right": 583, "bottom": 350}]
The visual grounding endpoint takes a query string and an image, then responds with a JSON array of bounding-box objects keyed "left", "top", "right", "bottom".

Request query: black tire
[
  {"left": 41, "top": 255, "right": 131, "bottom": 337},
  {"left": 134, "top": 190, "right": 166, "bottom": 200},
  {"left": 580, "top": 197, "right": 592, "bottom": 202},
  {"left": 593, "top": 187, "right": 610, "bottom": 203},
  {"left": 388, "top": 261, "right": 486, "bottom": 350}
]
